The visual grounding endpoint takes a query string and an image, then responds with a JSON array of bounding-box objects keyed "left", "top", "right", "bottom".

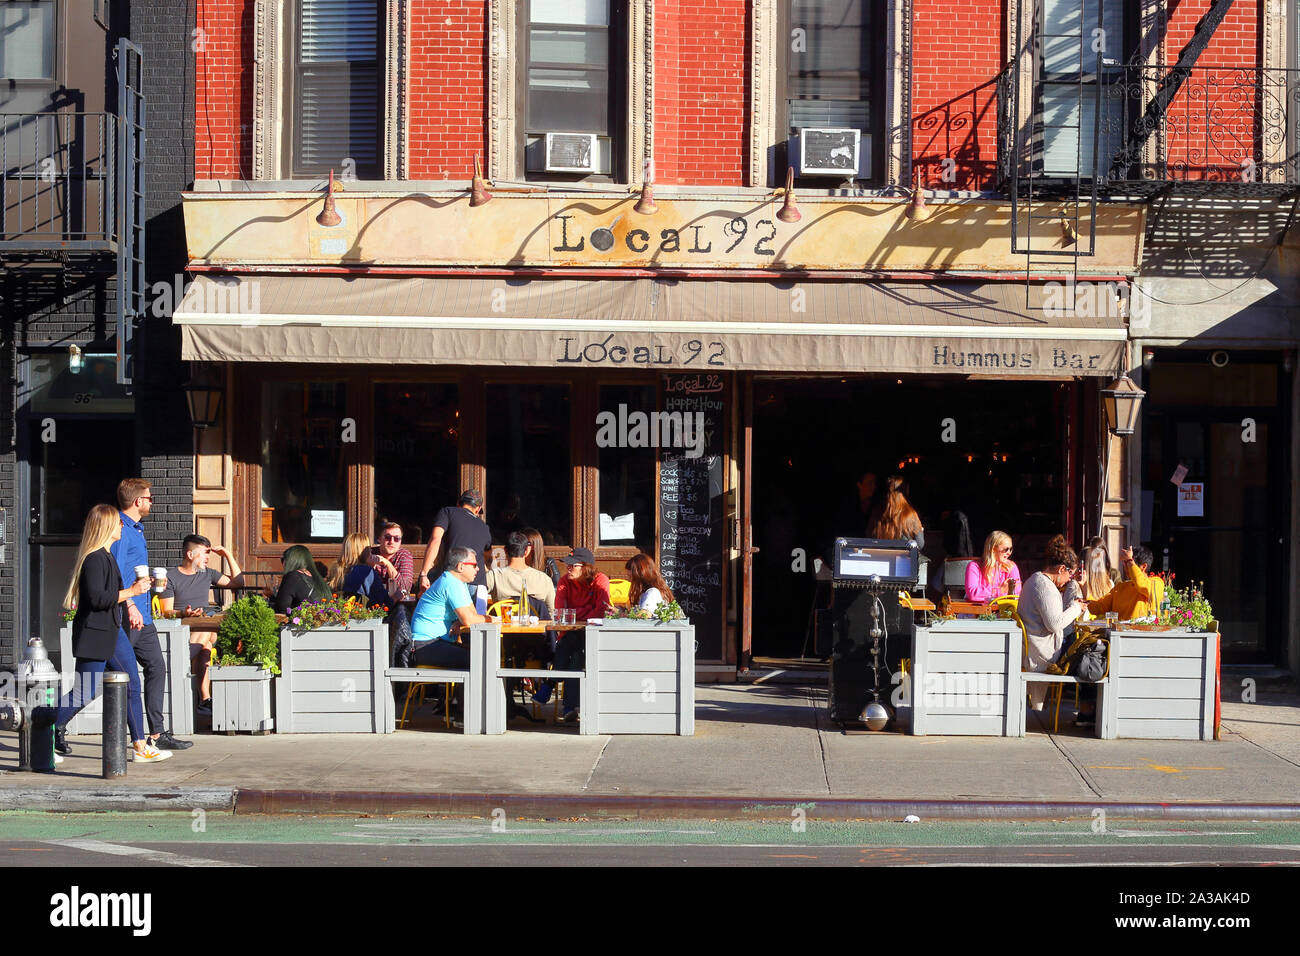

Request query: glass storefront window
[
  {"left": 597, "top": 383, "right": 657, "bottom": 549},
  {"left": 486, "top": 383, "right": 571, "bottom": 547},
  {"left": 374, "top": 383, "right": 460, "bottom": 545},
  {"left": 260, "top": 381, "right": 348, "bottom": 543}
]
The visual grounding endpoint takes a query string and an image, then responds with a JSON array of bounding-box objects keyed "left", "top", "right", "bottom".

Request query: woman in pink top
[{"left": 965, "top": 531, "right": 1021, "bottom": 602}]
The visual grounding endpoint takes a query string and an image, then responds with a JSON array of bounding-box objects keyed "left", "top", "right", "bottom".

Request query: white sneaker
[
  {"left": 132, "top": 744, "right": 172, "bottom": 763},
  {"left": 54, "top": 753, "right": 64, "bottom": 765}
]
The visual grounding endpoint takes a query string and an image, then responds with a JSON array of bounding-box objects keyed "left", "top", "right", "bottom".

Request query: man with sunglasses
[{"left": 410, "top": 546, "right": 488, "bottom": 669}]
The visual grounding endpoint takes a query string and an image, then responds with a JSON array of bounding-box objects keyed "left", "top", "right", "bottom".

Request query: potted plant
[
  {"left": 584, "top": 600, "right": 695, "bottom": 736},
  {"left": 1159, "top": 580, "right": 1216, "bottom": 632},
  {"left": 277, "top": 596, "right": 390, "bottom": 734},
  {"left": 210, "top": 595, "right": 280, "bottom": 733}
]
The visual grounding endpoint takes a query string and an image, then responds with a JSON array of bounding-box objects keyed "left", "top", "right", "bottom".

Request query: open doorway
[{"left": 750, "top": 375, "right": 1074, "bottom": 659}]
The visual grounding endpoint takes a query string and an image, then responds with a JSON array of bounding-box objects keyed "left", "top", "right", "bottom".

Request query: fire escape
[
  {"left": 999, "top": 0, "right": 1298, "bottom": 289},
  {"left": 0, "top": 39, "right": 145, "bottom": 384}
]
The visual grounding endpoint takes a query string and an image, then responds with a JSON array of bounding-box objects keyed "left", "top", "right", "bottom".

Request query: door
[{"left": 28, "top": 419, "right": 135, "bottom": 665}]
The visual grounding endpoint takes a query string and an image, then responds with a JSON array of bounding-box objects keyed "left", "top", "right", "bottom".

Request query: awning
[{"left": 174, "top": 274, "right": 1128, "bottom": 376}]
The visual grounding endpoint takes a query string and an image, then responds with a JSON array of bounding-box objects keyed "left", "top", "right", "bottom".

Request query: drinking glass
[{"left": 1105, "top": 611, "right": 1119, "bottom": 628}]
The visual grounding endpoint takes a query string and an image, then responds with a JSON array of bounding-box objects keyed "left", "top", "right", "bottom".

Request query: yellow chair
[
  {"left": 608, "top": 578, "right": 632, "bottom": 607},
  {"left": 399, "top": 665, "right": 454, "bottom": 730}
]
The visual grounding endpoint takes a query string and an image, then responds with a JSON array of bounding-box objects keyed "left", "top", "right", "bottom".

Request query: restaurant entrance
[
  {"left": 1139, "top": 350, "right": 1292, "bottom": 664},
  {"left": 748, "top": 375, "right": 1080, "bottom": 659}
]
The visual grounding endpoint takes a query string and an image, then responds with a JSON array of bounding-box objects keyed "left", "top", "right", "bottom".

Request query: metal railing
[
  {"left": 999, "top": 63, "right": 1300, "bottom": 195},
  {"left": 1, "top": 108, "right": 119, "bottom": 250}
]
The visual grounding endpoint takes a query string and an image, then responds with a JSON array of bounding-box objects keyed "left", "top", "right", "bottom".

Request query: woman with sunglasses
[
  {"left": 1018, "top": 536, "right": 1090, "bottom": 712},
  {"left": 964, "top": 531, "right": 1021, "bottom": 603}
]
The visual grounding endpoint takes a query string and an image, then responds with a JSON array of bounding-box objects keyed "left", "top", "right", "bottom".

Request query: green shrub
[{"left": 216, "top": 595, "right": 281, "bottom": 675}]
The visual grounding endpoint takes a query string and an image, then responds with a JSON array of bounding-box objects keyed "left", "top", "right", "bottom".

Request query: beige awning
[{"left": 174, "top": 273, "right": 1128, "bottom": 376}]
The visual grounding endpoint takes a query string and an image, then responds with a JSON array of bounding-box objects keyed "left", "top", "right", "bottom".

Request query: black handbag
[{"left": 1075, "top": 639, "right": 1109, "bottom": 682}]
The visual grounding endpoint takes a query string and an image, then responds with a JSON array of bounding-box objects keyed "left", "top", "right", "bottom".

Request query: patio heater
[{"left": 828, "top": 538, "right": 920, "bottom": 730}]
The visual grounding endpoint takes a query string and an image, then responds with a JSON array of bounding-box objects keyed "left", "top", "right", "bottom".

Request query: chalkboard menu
[{"left": 659, "top": 373, "right": 726, "bottom": 660}]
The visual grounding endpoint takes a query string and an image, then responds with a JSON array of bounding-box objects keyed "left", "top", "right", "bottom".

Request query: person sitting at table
[
  {"left": 870, "top": 475, "right": 925, "bottom": 548},
  {"left": 368, "top": 521, "right": 415, "bottom": 601},
  {"left": 410, "top": 546, "right": 487, "bottom": 670},
  {"left": 1080, "top": 543, "right": 1114, "bottom": 609},
  {"left": 1018, "top": 536, "right": 1088, "bottom": 712},
  {"left": 488, "top": 531, "right": 556, "bottom": 619},
  {"left": 965, "top": 531, "right": 1021, "bottom": 603},
  {"left": 525, "top": 527, "right": 563, "bottom": 586},
  {"left": 160, "top": 534, "right": 245, "bottom": 716},
  {"left": 549, "top": 547, "right": 610, "bottom": 723},
  {"left": 1085, "top": 535, "right": 1119, "bottom": 584},
  {"left": 1086, "top": 546, "right": 1163, "bottom": 621},
  {"left": 271, "top": 545, "right": 331, "bottom": 614},
  {"left": 328, "top": 533, "right": 392, "bottom": 609},
  {"left": 625, "top": 553, "right": 674, "bottom": 614}
]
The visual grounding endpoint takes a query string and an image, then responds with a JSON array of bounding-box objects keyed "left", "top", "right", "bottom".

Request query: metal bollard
[{"left": 102, "top": 672, "right": 129, "bottom": 779}]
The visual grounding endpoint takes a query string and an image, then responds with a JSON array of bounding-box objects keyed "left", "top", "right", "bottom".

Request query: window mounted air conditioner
[
  {"left": 797, "top": 128, "right": 868, "bottom": 178},
  {"left": 544, "top": 132, "right": 599, "bottom": 173}
]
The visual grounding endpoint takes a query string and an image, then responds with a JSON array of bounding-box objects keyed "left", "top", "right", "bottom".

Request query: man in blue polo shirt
[
  {"left": 111, "top": 478, "right": 192, "bottom": 751},
  {"left": 411, "top": 546, "right": 488, "bottom": 668}
]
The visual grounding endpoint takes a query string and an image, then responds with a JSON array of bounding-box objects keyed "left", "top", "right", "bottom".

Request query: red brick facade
[{"left": 192, "top": 1, "right": 1271, "bottom": 188}]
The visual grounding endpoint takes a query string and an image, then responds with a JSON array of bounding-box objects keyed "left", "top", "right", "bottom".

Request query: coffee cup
[
  {"left": 133, "top": 564, "right": 150, "bottom": 583},
  {"left": 152, "top": 567, "right": 168, "bottom": 593}
]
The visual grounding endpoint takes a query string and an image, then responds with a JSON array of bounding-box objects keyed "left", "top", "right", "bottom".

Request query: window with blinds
[
  {"left": 291, "top": 0, "right": 384, "bottom": 179},
  {"left": 1037, "top": 0, "right": 1127, "bottom": 178},
  {"left": 782, "top": 0, "right": 884, "bottom": 183},
  {"left": 522, "top": 0, "right": 626, "bottom": 179}
]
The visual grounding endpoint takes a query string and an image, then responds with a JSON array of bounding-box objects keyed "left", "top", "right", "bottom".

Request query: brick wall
[
  {"left": 911, "top": 0, "right": 1003, "bottom": 191},
  {"left": 407, "top": 0, "right": 486, "bottom": 179},
  {"left": 194, "top": 0, "right": 254, "bottom": 180}
]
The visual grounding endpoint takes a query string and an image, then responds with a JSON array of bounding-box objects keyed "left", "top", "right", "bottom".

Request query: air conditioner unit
[
  {"left": 797, "top": 128, "right": 866, "bottom": 178},
  {"left": 545, "top": 132, "right": 599, "bottom": 173}
]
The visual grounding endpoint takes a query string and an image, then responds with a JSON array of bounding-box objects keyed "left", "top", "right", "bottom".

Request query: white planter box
[
  {"left": 911, "top": 620, "right": 1022, "bottom": 736},
  {"left": 584, "top": 620, "right": 695, "bottom": 736},
  {"left": 210, "top": 665, "right": 275, "bottom": 734},
  {"left": 1101, "top": 629, "right": 1218, "bottom": 740},
  {"left": 60, "top": 619, "right": 194, "bottom": 736},
  {"left": 276, "top": 620, "right": 389, "bottom": 733}
]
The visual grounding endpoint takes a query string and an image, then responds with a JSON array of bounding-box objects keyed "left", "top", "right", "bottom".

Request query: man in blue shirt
[
  {"left": 111, "top": 478, "right": 192, "bottom": 751},
  {"left": 411, "top": 546, "right": 487, "bottom": 669}
]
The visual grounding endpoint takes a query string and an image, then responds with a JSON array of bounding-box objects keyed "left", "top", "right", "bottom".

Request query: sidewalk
[{"left": 2, "top": 684, "right": 1298, "bottom": 818}]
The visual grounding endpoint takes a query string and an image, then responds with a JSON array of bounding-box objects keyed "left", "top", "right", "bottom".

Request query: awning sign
[{"left": 1177, "top": 482, "right": 1204, "bottom": 517}]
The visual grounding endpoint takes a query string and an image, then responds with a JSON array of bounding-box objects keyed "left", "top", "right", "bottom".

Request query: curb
[
  {"left": 0, "top": 786, "right": 235, "bottom": 813},
  {"left": 3, "top": 787, "right": 1300, "bottom": 821},
  {"left": 232, "top": 790, "right": 1300, "bottom": 822}
]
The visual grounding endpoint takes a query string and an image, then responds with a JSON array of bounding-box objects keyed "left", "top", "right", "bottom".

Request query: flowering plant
[
  {"left": 1159, "top": 580, "right": 1215, "bottom": 631},
  {"left": 287, "top": 595, "right": 387, "bottom": 633},
  {"left": 61, "top": 606, "right": 76, "bottom": 623}
]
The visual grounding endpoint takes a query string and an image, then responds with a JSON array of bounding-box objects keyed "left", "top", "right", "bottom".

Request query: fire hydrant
[{"left": 14, "top": 638, "right": 61, "bottom": 772}]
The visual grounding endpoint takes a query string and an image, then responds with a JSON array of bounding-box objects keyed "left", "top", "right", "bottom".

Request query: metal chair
[{"left": 942, "top": 558, "right": 975, "bottom": 599}]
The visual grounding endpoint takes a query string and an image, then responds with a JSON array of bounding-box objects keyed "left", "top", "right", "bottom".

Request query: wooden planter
[
  {"left": 210, "top": 665, "right": 275, "bottom": 734},
  {"left": 910, "top": 619, "right": 1022, "bottom": 736},
  {"left": 1101, "top": 629, "right": 1219, "bottom": 740},
  {"left": 275, "top": 620, "right": 389, "bottom": 733},
  {"left": 60, "top": 619, "right": 194, "bottom": 736},
  {"left": 584, "top": 620, "right": 695, "bottom": 736}
]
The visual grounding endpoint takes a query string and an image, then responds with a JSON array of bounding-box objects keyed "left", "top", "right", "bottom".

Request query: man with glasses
[
  {"left": 410, "top": 546, "right": 488, "bottom": 669},
  {"left": 368, "top": 521, "right": 414, "bottom": 600},
  {"left": 110, "top": 478, "right": 192, "bottom": 751}
]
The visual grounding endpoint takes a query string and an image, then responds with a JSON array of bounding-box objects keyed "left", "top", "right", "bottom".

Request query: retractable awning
[{"left": 174, "top": 273, "right": 1128, "bottom": 376}]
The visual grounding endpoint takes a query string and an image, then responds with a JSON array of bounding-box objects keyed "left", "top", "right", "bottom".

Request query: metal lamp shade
[
  {"left": 1101, "top": 372, "right": 1145, "bottom": 436},
  {"left": 184, "top": 382, "right": 224, "bottom": 429}
]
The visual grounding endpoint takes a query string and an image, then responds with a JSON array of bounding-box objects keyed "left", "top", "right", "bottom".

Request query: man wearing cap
[{"left": 549, "top": 547, "right": 611, "bottom": 723}]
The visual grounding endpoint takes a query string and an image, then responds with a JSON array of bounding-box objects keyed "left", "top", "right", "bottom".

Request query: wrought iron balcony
[
  {"left": 1, "top": 107, "right": 121, "bottom": 253},
  {"left": 998, "top": 62, "right": 1300, "bottom": 200}
]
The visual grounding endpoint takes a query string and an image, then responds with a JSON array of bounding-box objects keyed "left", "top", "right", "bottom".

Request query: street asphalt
[{"left": 1, "top": 684, "right": 1298, "bottom": 819}]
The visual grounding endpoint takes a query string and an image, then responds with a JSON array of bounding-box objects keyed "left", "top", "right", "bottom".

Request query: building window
[
  {"left": 0, "top": 0, "right": 55, "bottom": 81},
  {"left": 1036, "top": 0, "right": 1131, "bottom": 178},
  {"left": 288, "top": 0, "right": 385, "bottom": 179},
  {"left": 779, "top": 0, "right": 886, "bottom": 186},
  {"left": 597, "top": 384, "right": 657, "bottom": 550},
  {"left": 260, "top": 381, "right": 349, "bottom": 544},
  {"left": 521, "top": 0, "right": 627, "bottom": 180},
  {"left": 373, "top": 383, "right": 460, "bottom": 546},
  {"left": 486, "top": 383, "right": 572, "bottom": 547}
]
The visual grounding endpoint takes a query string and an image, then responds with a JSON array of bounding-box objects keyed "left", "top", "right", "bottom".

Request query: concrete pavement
[{"left": 1, "top": 684, "right": 1298, "bottom": 818}]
